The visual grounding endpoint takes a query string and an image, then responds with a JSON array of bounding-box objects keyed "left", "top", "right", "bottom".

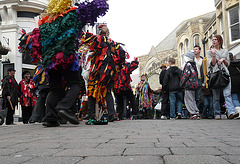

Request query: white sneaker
[
  {"left": 234, "top": 107, "right": 240, "bottom": 119},
  {"left": 161, "top": 115, "right": 167, "bottom": 120},
  {"left": 235, "top": 106, "right": 240, "bottom": 112},
  {"left": 170, "top": 118, "right": 176, "bottom": 120}
]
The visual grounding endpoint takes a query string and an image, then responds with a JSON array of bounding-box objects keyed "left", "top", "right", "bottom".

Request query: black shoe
[
  {"left": 29, "top": 117, "right": 37, "bottom": 124},
  {"left": 29, "top": 118, "right": 36, "bottom": 123},
  {"left": 108, "top": 115, "right": 117, "bottom": 122},
  {"left": 6, "top": 123, "right": 16, "bottom": 125},
  {"left": 59, "top": 118, "right": 68, "bottom": 124},
  {"left": 58, "top": 110, "right": 79, "bottom": 125},
  {"left": 42, "top": 121, "right": 60, "bottom": 127}
]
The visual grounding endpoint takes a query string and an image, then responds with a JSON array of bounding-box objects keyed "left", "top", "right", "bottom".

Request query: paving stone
[
  {"left": 24, "top": 157, "right": 83, "bottom": 164},
  {"left": 108, "top": 138, "right": 158, "bottom": 144},
  {"left": 0, "top": 156, "right": 32, "bottom": 164},
  {"left": 221, "top": 155, "right": 240, "bottom": 164},
  {"left": 16, "top": 148, "right": 63, "bottom": 157},
  {"left": 54, "top": 148, "right": 124, "bottom": 157},
  {"left": 155, "top": 142, "right": 187, "bottom": 148},
  {"left": 60, "top": 142, "right": 99, "bottom": 149},
  {"left": 124, "top": 147, "right": 171, "bottom": 156},
  {"left": 164, "top": 155, "right": 230, "bottom": 164},
  {"left": 217, "top": 146, "right": 240, "bottom": 155},
  {"left": 97, "top": 142, "right": 155, "bottom": 148},
  {"left": 79, "top": 156, "right": 163, "bottom": 164},
  {"left": 183, "top": 140, "right": 228, "bottom": 147},
  {"left": 0, "top": 148, "right": 27, "bottom": 156},
  {"left": 9, "top": 142, "right": 62, "bottom": 149},
  {"left": 170, "top": 147, "right": 225, "bottom": 155},
  {"left": 224, "top": 141, "right": 240, "bottom": 147}
]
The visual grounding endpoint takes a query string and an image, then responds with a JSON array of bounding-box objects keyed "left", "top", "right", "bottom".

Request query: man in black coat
[
  {"left": 159, "top": 64, "right": 169, "bottom": 119},
  {"left": 1, "top": 68, "right": 19, "bottom": 125}
]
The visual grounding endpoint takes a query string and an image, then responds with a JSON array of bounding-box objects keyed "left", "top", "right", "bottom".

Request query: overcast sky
[{"left": 98, "top": 0, "right": 216, "bottom": 61}]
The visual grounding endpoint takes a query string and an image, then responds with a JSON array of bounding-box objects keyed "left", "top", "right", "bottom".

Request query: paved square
[{"left": 0, "top": 119, "right": 239, "bottom": 163}]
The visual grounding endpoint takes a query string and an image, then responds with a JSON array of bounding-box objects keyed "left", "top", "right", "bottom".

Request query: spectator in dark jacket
[
  {"left": 159, "top": 64, "right": 169, "bottom": 119},
  {"left": 180, "top": 51, "right": 200, "bottom": 119},
  {"left": 228, "top": 52, "right": 240, "bottom": 118},
  {"left": 1, "top": 68, "right": 19, "bottom": 125},
  {"left": 163, "top": 58, "right": 182, "bottom": 119}
]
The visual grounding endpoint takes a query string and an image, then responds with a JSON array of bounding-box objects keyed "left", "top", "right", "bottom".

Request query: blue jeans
[
  {"left": 212, "top": 81, "right": 236, "bottom": 117},
  {"left": 169, "top": 91, "right": 183, "bottom": 118},
  {"left": 231, "top": 93, "right": 240, "bottom": 107},
  {"left": 195, "top": 79, "right": 202, "bottom": 111},
  {"left": 202, "top": 95, "right": 213, "bottom": 118}
]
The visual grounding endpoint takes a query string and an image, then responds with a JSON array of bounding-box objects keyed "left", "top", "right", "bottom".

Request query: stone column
[{"left": 0, "top": 5, "right": 22, "bottom": 82}]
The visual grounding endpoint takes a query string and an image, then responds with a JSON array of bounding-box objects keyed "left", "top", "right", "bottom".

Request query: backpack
[{"left": 184, "top": 62, "right": 199, "bottom": 90}]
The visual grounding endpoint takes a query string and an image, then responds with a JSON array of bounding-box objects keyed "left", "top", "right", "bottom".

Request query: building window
[
  {"left": 220, "top": 16, "right": 225, "bottom": 47},
  {"left": 185, "top": 39, "right": 189, "bottom": 52},
  {"left": 180, "top": 43, "right": 184, "bottom": 67},
  {"left": 193, "top": 34, "right": 200, "bottom": 46},
  {"left": 229, "top": 6, "right": 240, "bottom": 42},
  {"left": 17, "top": 11, "right": 39, "bottom": 18}
]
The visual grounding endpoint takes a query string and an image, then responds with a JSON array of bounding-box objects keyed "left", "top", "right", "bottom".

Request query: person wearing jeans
[
  {"left": 212, "top": 82, "right": 237, "bottom": 118},
  {"left": 207, "top": 34, "right": 239, "bottom": 119},
  {"left": 202, "top": 88, "right": 213, "bottom": 119},
  {"left": 232, "top": 93, "right": 240, "bottom": 107},
  {"left": 162, "top": 58, "right": 183, "bottom": 119},
  {"left": 228, "top": 52, "right": 240, "bottom": 118},
  {"left": 169, "top": 92, "right": 183, "bottom": 118}
]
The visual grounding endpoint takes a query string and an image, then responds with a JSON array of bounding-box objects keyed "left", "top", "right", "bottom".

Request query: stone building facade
[
  {"left": 138, "top": 0, "right": 240, "bottom": 76},
  {"left": 0, "top": 0, "right": 47, "bottom": 83},
  {"left": 176, "top": 12, "right": 215, "bottom": 68},
  {"left": 138, "top": 12, "right": 215, "bottom": 76},
  {"left": 204, "top": 0, "right": 240, "bottom": 58}
]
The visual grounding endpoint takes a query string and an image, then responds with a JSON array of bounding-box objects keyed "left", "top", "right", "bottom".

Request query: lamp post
[{"left": 202, "top": 37, "right": 207, "bottom": 57}]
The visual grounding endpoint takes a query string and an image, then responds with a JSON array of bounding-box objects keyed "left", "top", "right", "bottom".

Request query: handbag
[{"left": 207, "top": 64, "right": 230, "bottom": 89}]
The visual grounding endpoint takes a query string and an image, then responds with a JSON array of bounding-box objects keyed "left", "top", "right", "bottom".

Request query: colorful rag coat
[
  {"left": 33, "top": 64, "right": 49, "bottom": 91},
  {"left": 79, "top": 32, "right": 127, "bottom": 104},
  {"left": 19, "top": 79, "right": 37, "bottom": 107},
  {"left": 136, "top": 80, "right": 153, "bottom": 109},
  {"left": 114, "top": 60, "right": 139, "bottom": 93},
  {"left": 18, "top": 0, "right": 109, "bottom": 100},
  {"left": 18, "top": 0, "right": 109, "bottom": 72},
  {"left": 1, "top": 75, "right": 19, "bottom": 109}
]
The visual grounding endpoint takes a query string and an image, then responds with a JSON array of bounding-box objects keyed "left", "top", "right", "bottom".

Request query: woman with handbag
[{"left": 206, "top": 35, "right": 239, "bottom": 119}]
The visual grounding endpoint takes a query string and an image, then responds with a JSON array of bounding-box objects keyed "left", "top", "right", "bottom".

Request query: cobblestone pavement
[{"left": 0, "top": 119, "right": 240, "bottom": 164}]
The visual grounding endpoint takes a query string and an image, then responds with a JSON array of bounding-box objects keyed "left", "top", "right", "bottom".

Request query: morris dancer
[
  {"left": 79, "top": 24, "right": 127, "bottom": 124},
  {"left": 18, "top": 0, "right": 109, "bottom": 127}
]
